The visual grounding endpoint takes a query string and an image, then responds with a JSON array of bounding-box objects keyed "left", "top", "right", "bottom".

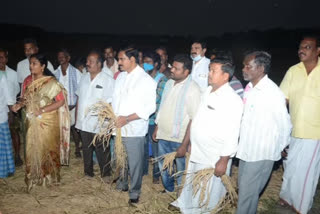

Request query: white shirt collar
[{"left": 248, "top": 74, "right": 269, "bottom": 91}]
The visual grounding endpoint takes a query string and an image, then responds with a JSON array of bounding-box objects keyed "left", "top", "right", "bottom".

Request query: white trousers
[
  {"left": 171, "top": 160, "right": 232, "bottom": 214},
  {"left": 280, "top": 137, "right": 320, "bottom": 214}
]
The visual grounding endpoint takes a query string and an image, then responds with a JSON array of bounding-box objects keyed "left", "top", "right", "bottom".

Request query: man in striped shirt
[{"left": 236, "top": 51, "right": 292, "bottom": 214}]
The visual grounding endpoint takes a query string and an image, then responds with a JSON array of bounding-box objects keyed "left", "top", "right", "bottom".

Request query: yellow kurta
[{"left": 280, "top": 59, "right": 320, "bottom": 139}]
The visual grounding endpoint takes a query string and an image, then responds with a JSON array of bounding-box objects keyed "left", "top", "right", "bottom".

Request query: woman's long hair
[{"left": 29, "top": 53, "right": 55, "bottom": 77}]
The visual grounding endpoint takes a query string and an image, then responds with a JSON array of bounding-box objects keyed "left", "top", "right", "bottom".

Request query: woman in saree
[{"left": 12, "top": 53, "right": 70, "bottom": 191}]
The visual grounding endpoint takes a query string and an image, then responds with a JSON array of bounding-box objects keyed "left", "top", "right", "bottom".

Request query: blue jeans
[
  {"left": 158, "top": 139, "right": 185, "bottom": 192},
  {"left": 143, "top": 124, "right": 158, "bottom": 176}
]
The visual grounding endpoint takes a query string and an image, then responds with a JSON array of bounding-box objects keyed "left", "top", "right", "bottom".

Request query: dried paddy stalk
[
  {"left": 190, "top": 168, "right": 237, "bottom": 213},
  {"left": 152, "top": 152, "right": 177, "bottom": 175},
  {"left": 87, "top": 101, "right": 127, "bottom": 175}
]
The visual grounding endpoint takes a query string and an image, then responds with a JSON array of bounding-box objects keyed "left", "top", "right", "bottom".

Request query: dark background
[{"left": 1, "top": 0, "right": 320, "bottom": 84}]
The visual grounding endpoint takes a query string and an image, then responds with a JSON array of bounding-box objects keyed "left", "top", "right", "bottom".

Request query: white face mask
[{"left": 191, "top": 54, "right": 202, "bottom": 62}]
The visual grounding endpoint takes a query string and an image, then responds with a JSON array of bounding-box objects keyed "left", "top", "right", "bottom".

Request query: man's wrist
[{"left": 126, "top": 116, "right": 130, "bottom": 123}]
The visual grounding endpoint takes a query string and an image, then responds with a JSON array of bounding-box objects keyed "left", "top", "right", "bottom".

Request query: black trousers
[
  {"left": 80, "top": 130, "right": 111, "bottom": 177},
  {"left": 71, "top": 125, "right": 81, "bottom": 154}
]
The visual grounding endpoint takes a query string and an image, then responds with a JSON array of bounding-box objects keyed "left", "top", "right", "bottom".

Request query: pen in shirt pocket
[{"left": 207, "top": 105, "right": 215, "bottom": 110}]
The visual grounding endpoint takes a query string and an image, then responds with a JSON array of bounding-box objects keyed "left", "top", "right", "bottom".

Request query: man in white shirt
[
  {"left": 171, "top": 57, "right": 243, "bottom": 213},
  {"left": 190, "top": 40, "right": 210, "bottom": 93},
  {"left": 112, "top": 47, "right": 156, "bottom": 204},
  {"left": 0, "top": 73, "right": 16, "bottom": 178},
  {"left": 103, "top": 46, "right": 119, "bottom": 76},
  {"left": 152, "top": 54, "right": 201, "bottom": 193},
  {"left": 0, "top": 48, "right": 22, "bottom": 166},
  {"left": 236, "top": 51, "right": 292, "bottom": 214},
  {"left": 16, "top": 38, "right": 54, "bottom": 85},
  {"left": 55, "top": 49, "right": 82, "bottom": 158},
  {"left": 75, "top": 50, "right": 114, "bottom": 181}
]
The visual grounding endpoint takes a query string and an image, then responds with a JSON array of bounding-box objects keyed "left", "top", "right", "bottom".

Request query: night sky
[{"left": 1, "top": 0, "right": 319, "bottom": 36}]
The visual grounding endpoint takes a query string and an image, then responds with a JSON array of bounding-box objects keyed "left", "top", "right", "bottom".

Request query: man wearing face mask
[
  {"left": 190, "top": 40, "right": 210, "bottom": 93},
  {"left": 142, "top": 51, "right": 168, "bottom": 183}
]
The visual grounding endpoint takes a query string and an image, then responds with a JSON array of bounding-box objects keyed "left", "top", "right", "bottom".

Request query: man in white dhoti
[
  {"left": 170, "top": 57, "right": 243, "bottom": 213},
  {"left": 279, "top": 35, "right": 320, "bottom": 214}
]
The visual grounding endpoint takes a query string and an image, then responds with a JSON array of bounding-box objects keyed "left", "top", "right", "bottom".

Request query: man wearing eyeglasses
[{"left": 279, "top": 35, "right": 320, "bottom": 214}]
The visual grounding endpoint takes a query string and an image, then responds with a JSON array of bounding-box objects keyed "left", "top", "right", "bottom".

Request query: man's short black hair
[
  {"left": 173, "top": 54, "right": 193, "bottom": 73},
  {"left": 88, "top": 49, "right": 104, "bottom": 67},
  {"left": 211, "top": 57, "right": 235, "bottom": 78},
  {"left": 0, "top": 48, "right": 8, "bottom": 58},
  {"left": 155, "top": 46, "right": 168, "bottom": 55},
  {"left": 143, "top": 51, "right": 161, "bottom": 70},
  {"left": 75, "top": 57, "right": 86, "bottom": 68},
  {"left": 302, "top": 34, "right": 320, "bottom": 47},
  {"left": 192, "top": 40, "right": 207, "bottom": 49},
  {"left": 120, "top": 46, "right": 139, "bottom": 64},
  {"left": 23, "top": 38, "right": 38, "bottom": 47},
  {"left": 104, "top": 46, "right": 114, "bottom": 51},
  {"left": 57, "top": 48, "right": 71, "bottom": 57}
]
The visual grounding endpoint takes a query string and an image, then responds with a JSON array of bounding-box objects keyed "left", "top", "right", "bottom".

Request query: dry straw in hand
[
  {"left": 87, "top": 101, "right": 127, "bottom": 176},
  {"left": 153, "top": 151, "right": 238, "bottom": 213},
  {"left": 153, "top": 152, "right": 177, "bottom": 175},
  {"left": 191, "top": 168, "right": 238, "bottom": 213}
]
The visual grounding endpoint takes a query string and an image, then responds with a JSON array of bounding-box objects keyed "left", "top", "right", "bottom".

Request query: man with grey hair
[{"left": 236, "top": 51, "right": 292, "bottom": 214}]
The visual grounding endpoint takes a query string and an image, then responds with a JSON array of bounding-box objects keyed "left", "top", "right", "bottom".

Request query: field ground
[{"left": 1, "top": 143, "right": 320, "bottom": 214}]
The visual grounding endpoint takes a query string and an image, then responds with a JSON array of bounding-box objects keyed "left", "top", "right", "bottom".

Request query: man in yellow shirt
[{"left": 279, "top": 35, "right": 320, "bottom": 214}]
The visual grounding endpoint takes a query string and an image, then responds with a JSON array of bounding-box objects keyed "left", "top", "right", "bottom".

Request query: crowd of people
[{"left": 0, "top": 34, "right": 320, "bottom": 214}]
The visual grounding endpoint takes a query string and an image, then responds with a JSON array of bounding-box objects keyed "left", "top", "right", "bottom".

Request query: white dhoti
[
  {"left": 280, "top": 137, "right": 320, "bottom": 214},
  {"left": 171, "top": 159, "right": 232, "bottom": 214}
]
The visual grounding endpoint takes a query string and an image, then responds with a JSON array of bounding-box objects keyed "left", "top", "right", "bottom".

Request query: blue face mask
[
  {"left": 143, "top": 63, "right": 154, "bottom": 72},
  {"left": 191, "top": 54, "right": 202, "bottom": 62}
]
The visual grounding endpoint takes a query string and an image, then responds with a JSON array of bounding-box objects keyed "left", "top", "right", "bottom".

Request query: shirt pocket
[
  {"left": 92, "top": 86, "right": 104, "bottom": 99},
  {"left": 198, "top": 73, "right": 208, "bottom": 79},
  {"left": 303, "top": 96, "right": 320, "bottom": 125}
]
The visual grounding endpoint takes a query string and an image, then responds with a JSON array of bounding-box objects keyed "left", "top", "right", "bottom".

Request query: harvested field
[{"left": 1, "top": 144, "right": 319, "bottom": 214}]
